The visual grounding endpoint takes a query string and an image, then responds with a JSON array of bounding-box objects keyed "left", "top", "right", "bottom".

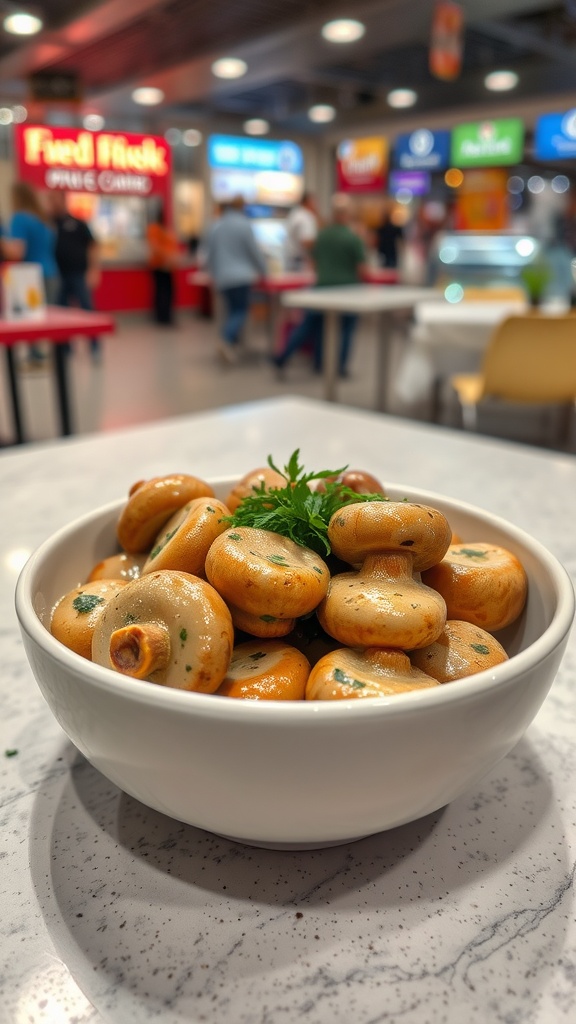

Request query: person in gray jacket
[{"left": 204, "top": 196, "right": 267, "bottom": 362}]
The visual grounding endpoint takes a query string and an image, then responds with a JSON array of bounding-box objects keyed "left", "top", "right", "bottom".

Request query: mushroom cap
[
  {"left": 421, "top": 542, "right": 528, "bottom": 632},
  {"left": 317, "top": 553, "right": 447, "bottom": 650},
  {"left": 51, "top": 579, "right": 128, "bottom": 659},
  {"left": 86, "top": 552, "right": 147, "bottom": 583},
  {"left": 215, "top": 640, "right": 310, "bottom": 700},
  {"left": 205, "top": 527, "right": 330, "bottom": 619},
  {"left": 91, "top": 570, "right": 234, "bottom": 692},
  {"left": 306, "top": 647, "right": 438, "bottom": 700},
  {"left": 225, "top": 603, "right": 296, "bottom": 638},
  {"left": 315, "top": 469, "right": 386, "bottom": 496},
  {"left": 117, "top": 474, "right": 215, "bottom": 553},
  {"left": 409, "top": 620, "right": 509, "bottom": 682},
  {"left": 328, "top": 501, "right": 452, "bottom": 571},
  {"left": 224, "top": 466, "right": 286, "bottom": 513},
  {"left": 142, "top": 497, "right": 230, "bottom": 577}
]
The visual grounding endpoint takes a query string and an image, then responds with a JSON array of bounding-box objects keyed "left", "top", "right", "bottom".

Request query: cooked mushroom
[
  {"left": 421, "top": 542, "right": 528, "bottom": 632},
  {"left": 306, "top": 647, "right": 439, "bottom": 700},
  {"left": 205, "top": 527, "right": 330, "bottom": 638},
  {"left": 224, "top": 466, "right": 286, "bottom": 513},
  {"left": 117, "top": 473, "right": 215, "bottom": 553},
  {"left": 142, "top": 497, "right": 230, "bottom": 577},
  {"left": 51, "top": 579, "right": 128, "bottom": 659},
  {"left": 215, "top": 640, "right": 310, "bottom": 700},
  {"left": 86, "top": 552, "right": 147, "bottom": 583},
  {"left": 317, "top": 501, "right": 451, "bottom": 650},
  {"left": 409, "top": 620, "right": 509, "bottom": 682},
  {"left": 91, "top": 570, "right": 234, "bottom": 692},
  {"left": 315, "top": 468, "right": 386, "bottom": 496}
]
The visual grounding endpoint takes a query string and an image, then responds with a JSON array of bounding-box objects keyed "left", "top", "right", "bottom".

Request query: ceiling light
[
  {"left": 165, "top": 128, "right": 182, "bottom": 145},
  {"left": 12, "top": 104, "right": 27, "bottom": 123},
  {"left": 83, "top": 114, "right": 104, "bottom": 131},
  {"left": 132, "top": 87, "right": 164, "bottom": 106},
  {"left": 484, "top": 70, "right": 518, "bottom": 92},
  {"left": 527, "top": 175, "right": 545, "bottom": 194},
  {"left": 0, "top": 108, "right": 14, "bottom": 125},
  {"left": 3, "top": 12, "right": 43, "bottom": 35},
  {"left": 211, "top": 57, "right": 247, "bottom": 79},
  {"left": 183, "top": 128, "right": 202, "bottom": 147},
  {"left": 551, "top": 175, "right": 570, "bottom": 194},
  {"left": 308, "top": 104, "right": 336, "bottom": 123},
  {"left": 244, "top": 118, "right": 269, "bottom": 135},
  {"left": 321, "top": 19, "right": 365, "bottom": 43},
  {"left": 387, "top": 88, "right": 417, "bottom": 109}
]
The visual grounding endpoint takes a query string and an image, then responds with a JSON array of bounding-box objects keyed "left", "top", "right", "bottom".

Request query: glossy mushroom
[
  {"left": 306, "top": 647, "right": 439, "bottom": 700},
  {"left": 224, "top": 466, "right": 286, "bottom": 513},
  {"left": 409, "top": 620, "right": 509, "bottom": 683},
  {"left": 422, "top": 542, "right": 528, "bottom": 632},
  {"left": 205, "top": 526, "right": 330, "bottom": 638},
  {"left": 215, "top": 640, "right": 310, "bottom": 700},
  {"left": 315, "top": 468, "right": 386, "bottom": 496},
  {"left": 86, "top": 552, "right": 147, "bottom": 583},
  {"left": 51, "top": 579, "right": 128, "bottom": 659},
  {"left": 91, "top": 570, "right": 234, "bottom": 692},
  {"left": 117, "top": 473, "right": 215, "bottom": 553},
  {"left": 142, "top": 497, "right": 230, "bottom": 577},
  {"left": 317, "top": 501, "right": 451, "bottom": 650}
]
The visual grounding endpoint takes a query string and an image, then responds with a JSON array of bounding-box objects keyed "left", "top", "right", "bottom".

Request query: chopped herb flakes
[
  {"left": 228, "top": 533, "right": 241, "bottom": 541},
  {"left": 249, "top": 651, "right": 267, "bottom": 661},
  {"left": 124, "top": 612, "right": 138, "bottom": 625},
  {"left": 267, "top": 554, "right": 289, "bottom": 565},
  {"left": 185, "top": 664, "right": 192, "bottom": 672},
  {"left": 260, "top": 615, "right": 276, "bottom": 623},
  {"left": 179, "top": 628, "right": 188, "bottom": 644},
  {"left": 457, "top": 548, "right": 488, "bottom": 559},
  {"left": 5, "top": 749, "right": 18, "bottom": 758},
  {"left": 150, "top": 527, "right": 179, "bottom": 560},
  {"left": 206, "top": 506, "right": 215, "bottom": 513},
  {"left": 470, "top": 643, "right": 490, "bottom": 655},
  {"left": 334, "top": 667, "right": 366, "bottom": 690},
  {"left": 72, "top": 593, "right": 105, "bottom": 614}
]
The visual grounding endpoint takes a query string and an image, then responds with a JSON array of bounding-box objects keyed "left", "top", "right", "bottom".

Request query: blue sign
[
  {"left": 393, "top": 129, "right": 451, "bottom": 171},
  {"left": 208, "top": 135, "right": 304, "bottom": 174},
  {"left": 534, "top": 110, "right": 576, "bottom": 160}
]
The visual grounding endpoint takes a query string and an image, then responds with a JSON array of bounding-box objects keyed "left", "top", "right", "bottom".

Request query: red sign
[
  {"left": 14, "top": 124, "right": 171, "bottom": 197},
  {"left": 429, "top": 2, "right": 464, "bottom": 81},
  {"left": 336, "top": 137, "right": 388, "bottom": 193}
]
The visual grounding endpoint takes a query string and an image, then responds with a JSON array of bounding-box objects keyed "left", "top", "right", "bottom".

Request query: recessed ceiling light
[
  {"left": 0, "top": 107, "right": 14, "bottom": 125},
  {"left": 132, "top": 87, "right": 164, "bottom": 106},
  {"left": 321, "top": 19, "right": 365, "bottom": 43},
  {"left": 3, "top": 12, "right": 43, "bottom": 35},
  {"left": 244, "top": 118, "right": 270, "bottom": 135},
  {"left": 484, "top": 70, "right": 518, "bottom": 92},
  {"left": 12, "top": 104, "right": 27, "bottom": 123},
  {"left": 83, "top": 114, "right": 104, "bottom": 131},
  {"left": 211, "top": 57, "right": 247, "bottom": 79},
  {"left": 308, "top": 104, "right": 336, "bottom": 123},
  {"left": 183, "top": 128, "right": 203, "bottom": 146},
  {"left": 165, "top": 128, "right": 182, "bottom": 145},
  {"left": 387, "top": 88, "right": 417, "bottom": 109}
]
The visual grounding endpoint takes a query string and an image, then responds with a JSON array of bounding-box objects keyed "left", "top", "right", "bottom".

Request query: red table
[{"left": 0, "top": 306, "right": 115, "bottom": 444}]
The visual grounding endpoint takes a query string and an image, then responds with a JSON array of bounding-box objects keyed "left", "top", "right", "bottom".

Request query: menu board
[
  {"left": 336, "top": 137, "right": 388, "bottom": 193},
  {"left": 451, "top": 119, "right": 524, "bottom": 167}
]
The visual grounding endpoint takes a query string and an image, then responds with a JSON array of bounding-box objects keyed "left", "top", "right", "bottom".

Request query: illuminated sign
[
  {"left": 451, "top": 119, "right": 524, "bottom": 167},
  {"left": 15, "top": 124, "right": 171, "bottom": 196},
  {"left": 336, "top": 137, "right": 388, "bottom": 192},
  {"left": 534, "top": 109, "right": 576, "bottom": 160},
  {"left": 389, "top": 170, "right": 431, "bottom": 195},
  {"left": 393, "top": 129, "right": 450, "bottom": 171},
  {"left": 208, "top": 135, "right": 304, "bottom": 174}
]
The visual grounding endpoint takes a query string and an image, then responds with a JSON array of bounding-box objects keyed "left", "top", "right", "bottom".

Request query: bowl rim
[{"left": 15, "top": 479, "right": 575, "bottom": 723}]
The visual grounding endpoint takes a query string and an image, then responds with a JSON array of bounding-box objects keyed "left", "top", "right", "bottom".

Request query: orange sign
[
  {"left": 429, "top": 2, "right": 464, "bottom": 81},
  {"left": 15, "top": 124, "right": 171, "bottom": 196},
  {"left": 336, "top": 137, "right": 388, "bottom": 193}
]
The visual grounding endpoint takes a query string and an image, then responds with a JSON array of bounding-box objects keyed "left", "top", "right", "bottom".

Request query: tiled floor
[{"left": 1, "top": 307, "right": 573, "bottom": 451}]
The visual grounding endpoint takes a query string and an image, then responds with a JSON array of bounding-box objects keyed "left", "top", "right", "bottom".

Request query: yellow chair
[{"left": 450, "top": 315, "right": 576, "bottom": 444}]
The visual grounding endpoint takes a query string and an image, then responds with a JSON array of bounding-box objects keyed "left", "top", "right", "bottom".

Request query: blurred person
[
  {"left": 50, "top": 190, "right": 102, "bottom": 358},
  {"left": 2, "top": 182, "right": 58, "bottom": 363},
  {"left": 273, "top": 193, "right": 366, "bottom": 378},
  {"left": 284, "top": 192, "right": 319, "bottom": 270},
  {"left": 375, "top": 199, "right": 404, "bottom": 269},
  {"left": 146, "top": 205, "right": 179, "bottom": 326},
  {"left": 203, "top": 196, "right": 267, "bottom": 363}
]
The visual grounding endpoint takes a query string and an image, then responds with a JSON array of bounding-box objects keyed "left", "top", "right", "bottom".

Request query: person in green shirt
[{"left": 274, "top": 193, "right": 366, "bottom": 377}]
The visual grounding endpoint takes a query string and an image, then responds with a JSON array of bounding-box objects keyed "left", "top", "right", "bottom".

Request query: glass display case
[{"left": 431, "top": 231, "right": 542, "bottom": 288}]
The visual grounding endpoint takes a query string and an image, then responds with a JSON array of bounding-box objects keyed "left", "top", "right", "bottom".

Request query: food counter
[
  {"left": 94, "top": 262, "right": 202, "bottom": 313},
  {"left": 1, "top": 396, "right": 575, "bottom": 1023}
]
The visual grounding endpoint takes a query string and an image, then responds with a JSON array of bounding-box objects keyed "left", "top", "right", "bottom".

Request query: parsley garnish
[
  {"left": 334, "top": 667, "right": 366, "bottom": 690},
  {"left": 72, "top": 593, "right": 105, "bottom": 614},
  {"left": 224, "top": 449, "right": 385, "bottom": 556},
  {"left": 249, "top": 651, "right": 267, "bottom": 661},
  {"left": 457, "top": 548, "right": 488, "bottom": 559},
  {"left": 179, "top": 628, "right": 187, "bottom": 644},
  {"left": 5, "top": 749, "right": 18, "bottom": 758},
  {"left": 470, "top": 643, "right": 490, "bottom": 655}
]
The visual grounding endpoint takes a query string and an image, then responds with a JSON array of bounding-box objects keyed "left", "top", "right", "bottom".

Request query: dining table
[
  {"left": 1, "top": 395, "right": 575, "bottom": 1024},
  {"left": 281, "top": 284, "right": 441, "bottom": 408},
  {"left": 0, "top": 306, "right": 116, "bottom": 444}
]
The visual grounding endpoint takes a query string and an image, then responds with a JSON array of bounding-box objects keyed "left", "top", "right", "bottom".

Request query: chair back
[
  {"left": 479, "top": 315, "right": 576, "bottom": 403},
  {"left": 462, "top": 286, "right": 526, "bottom": 303}
]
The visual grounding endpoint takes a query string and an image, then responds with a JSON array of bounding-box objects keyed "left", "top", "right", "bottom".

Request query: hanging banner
[
  {"left": 429, "top": 2, "right": 464, "bottom": 81},
  {"left": 336, "top": 137, "right": 388, "bottom": 192},
  {"left": 394, "top": 129, "right": 451, "bottom": 171},
  {"left": 534, "top": 109, "right": 576, "bottom": 160},
  {"left": 451, "top": 118, "right": 524, "bottom": 167},
  {"left": 14, "top": 124, "right": 171, "bottom": 196}
]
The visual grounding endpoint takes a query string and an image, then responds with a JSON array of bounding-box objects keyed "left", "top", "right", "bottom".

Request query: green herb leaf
[
  {"left": 72, "top": 593, "right": 105, "bottom": 614},
  {"left": 457, "top": 548, "right": 488, "bottom": 559},
  {"left": 179, "top": 628, "right": 187, "bottom": 644},
  {"left": 334, "top": 667, "right": 366, "bottom": 690},
  {"left": 470, "top": 643, "right": 490, "bottom": 655},
  {"left": 5, "top": 749, "right": 18, "bottom": 758}
]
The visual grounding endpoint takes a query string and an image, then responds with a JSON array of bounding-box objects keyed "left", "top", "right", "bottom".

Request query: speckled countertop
[{"left": 1, "top": 397, "right": 575, "bottom": 1023}]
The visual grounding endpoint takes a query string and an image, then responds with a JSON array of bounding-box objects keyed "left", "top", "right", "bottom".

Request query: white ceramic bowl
[{"left": 16, "top": 479, "right": 574, "bottom": 849}]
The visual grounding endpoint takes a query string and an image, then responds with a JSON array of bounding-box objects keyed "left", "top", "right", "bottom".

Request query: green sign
[{"left": 451, "top": 118, "right": 524, "bottom": 167}]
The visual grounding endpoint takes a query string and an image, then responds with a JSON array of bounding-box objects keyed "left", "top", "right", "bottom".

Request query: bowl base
[{"left": 212, "top": 830, "right": 375, "bottom": 850}]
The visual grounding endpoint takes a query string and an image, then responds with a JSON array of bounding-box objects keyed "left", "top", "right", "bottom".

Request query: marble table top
[
  {"left": 281, "top": 284, "right": 441, "bottom": 313},
  {"left": 1, "top": 396, "right": 575, "bottom": 1023}
]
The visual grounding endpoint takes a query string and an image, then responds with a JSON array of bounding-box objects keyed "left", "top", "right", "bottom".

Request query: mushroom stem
[
  {"left": 109, "top": 622, "right": 171, "bottom": 678},
  {"left": 362, "top": 552, "right": 414, "bottom": 579}
]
